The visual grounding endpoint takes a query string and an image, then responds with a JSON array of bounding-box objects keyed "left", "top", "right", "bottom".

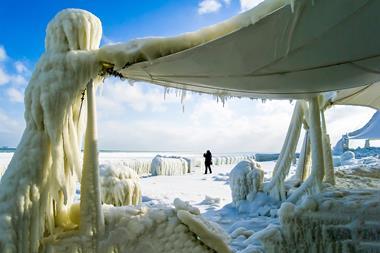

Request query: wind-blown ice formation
[
  {"left": 0, "top": 9, "right": 103, "bottom": 252},
  {"left": 229, "top": 160, "right": 264, "bottom": 205},
  {"left": 150, "top": 155, "right": 190, "bottom": 176},
  {"left": 100, "top": 164, "right": 142, "bottom": 206}
]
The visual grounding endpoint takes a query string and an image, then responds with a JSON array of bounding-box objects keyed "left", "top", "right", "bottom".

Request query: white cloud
[
  {"left": 0, "top": 68, "right": 10, "bottom": 85},
  {"left": 14, "top": 61, "right": 28, "bottom": 74},
  {"left": 240, "top": 0, "right": 264, "bottom": 12},
  {"left": 0, "top": 46, "right": 7, "bottom": 61},
  {"left": 198, "top": 0, "right": 223, "bottom": 14},
  {"left": 7, "top": 88, "right": 24, "bottom": 103}
]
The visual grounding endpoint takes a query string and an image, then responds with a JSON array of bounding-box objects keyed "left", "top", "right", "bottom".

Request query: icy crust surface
[
  {"left": 0, "top": 9, "right": 102, "bottom": 252},
  {"left": 229, "top": 160, "right": 264, "bottom": 205},
  {"left": 97, "top": 0, "right": 292, "bottom": 70},
  {"left": 258, "top": 189, "right": 380, "bottom": 253},
  {"left": 256, "top": 157, "right": 380, "bottom": 253},
  {"left": 44, "top": 200, "right": 231, "bottom": 253},
  {"left": 151, "top": 155, "right": 190, "bottom": 176},
  {"left": 100, "top": 164, "right": 142, "bottom": 206}
]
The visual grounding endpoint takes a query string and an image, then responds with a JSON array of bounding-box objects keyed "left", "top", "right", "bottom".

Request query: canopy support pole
[
  {"left": 294, "top": 129, "right": 311, "bottom": 184},
  {"left": 321, "top": 109, "right": 335, "bottom": 185},
  {"left": 264, "top": 101, "right": 305, "bottom": 201},
  {"left": 288, "top": 96, "right": 324, "bottom": 203},
  {"left": 80, "top": 79, "right": 104, "bottom": 250}
]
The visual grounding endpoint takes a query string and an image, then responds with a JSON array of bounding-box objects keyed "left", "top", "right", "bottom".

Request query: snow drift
[{"left": 99, "top": 164, "right": 142, "bottom": 206}]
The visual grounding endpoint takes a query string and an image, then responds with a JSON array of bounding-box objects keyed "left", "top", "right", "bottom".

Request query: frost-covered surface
[
  {"left": 229, "top": 160, "right": 264, "bottom": 205},
  {"left": 258, "top": 156, "right": 380, "bottom": 253},
  {"left": 151, "top": 155, "right": 190, "bottom": 176},
  {"left": 99, "top": 164, "right": 142, "bottom": 206}
]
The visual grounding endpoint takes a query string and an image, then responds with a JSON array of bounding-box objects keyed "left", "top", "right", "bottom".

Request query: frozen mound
[
  {"left": 258, "top": 190, "right": 380, "bottom": 253},
  {"left": 229, "top": 160, "right": 264, "bottom": 205},
  {"left": 0, "top": 9, "right": 103, "bottom": 252},
  {"left": 44, "top": 201, "right": 232, "bottom": 253},
  {"left": 100, "top": 164, "right": 142, "bottom": 206},
  {"left": 150, "top": 155, "right": 189, "bottom": 176},
  {"left": 339, "top": 151, "right": 356, "bottom": 166}
]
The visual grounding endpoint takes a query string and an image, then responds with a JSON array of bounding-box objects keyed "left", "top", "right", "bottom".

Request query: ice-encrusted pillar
[
  {"left": 321, "top": 109, "right": 335, "bottom": 185},
  {"left": 294, "top": 129, "right": 311, "bottom": 183},
  {"left": 80, "top": 79, "right": 104, "bottom": 244},
  {"left": 287, "top": 96, "right": 324, "bottom": 203},
  {"left": 264, "top": 101, "right": 305, "bottom": 201}
]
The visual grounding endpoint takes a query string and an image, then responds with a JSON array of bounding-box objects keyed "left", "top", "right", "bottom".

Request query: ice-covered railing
[
  {"left": 213, "top": 154, "right": 256, "bottom": 166},
  {"left": 150, "top": 155, "right": 190, "bottom": 176},
  {"left": 101, "top": 158, "right": 152, "bottom": 176},
  {"left": 99, "top": 164, "right": 142, "bottom": 206}
]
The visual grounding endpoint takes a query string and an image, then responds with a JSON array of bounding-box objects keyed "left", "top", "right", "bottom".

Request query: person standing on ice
[{"left": 203, "top": 150, "right": 213, "bottom": 174}]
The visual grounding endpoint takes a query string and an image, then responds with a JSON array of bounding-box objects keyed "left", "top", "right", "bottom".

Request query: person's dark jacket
[{"left": 203, "top": 151, "right": 212, "bottom": 165}]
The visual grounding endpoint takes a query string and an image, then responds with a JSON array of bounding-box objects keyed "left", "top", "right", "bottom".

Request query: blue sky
[{"left": 0, "top": 0, "right": 376, "bottom": 152}]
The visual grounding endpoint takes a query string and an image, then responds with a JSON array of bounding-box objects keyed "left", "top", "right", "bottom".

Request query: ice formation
[
  {"left": 258, "top": 190, "right": 380, "bottom": 252},
  {"left": 229, "top": 160, "right": 264, "bottom": 205},
  {"left": 99, "top": 164, "right": 142, "bottom": 206},
  {"left": 150, "top": 155, "right": 190, "bottom": 176},
  {"left": 0, "top": 9, "right": 103, "bottom": 252},
  {"left": 44, "top": 200, "right": 232, "bottom": 253},
  {"left": 101, "top": 158, "right": 152, "bottom": 176}
]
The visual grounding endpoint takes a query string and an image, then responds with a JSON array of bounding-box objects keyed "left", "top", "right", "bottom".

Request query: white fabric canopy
[
  {"left": 100, "top": 0, "right": 380, "bottom": 100},
  {"left": 346, "top": 111, "right": 380, "bottom": 140}
]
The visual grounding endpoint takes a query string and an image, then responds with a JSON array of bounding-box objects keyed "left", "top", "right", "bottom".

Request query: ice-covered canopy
[
  {"left": 342, "top": 111, "right": 380, "bottom": 140},
  {"left": 98, "top": 0, "right": 380, "bottom": 100}
]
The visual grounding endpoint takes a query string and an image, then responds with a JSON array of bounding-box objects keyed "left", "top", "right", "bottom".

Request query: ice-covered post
[
  {"left": 80, "top": 79, "right": 104, "bottom": 244},
  {"left": 287, "top": 96, "right": 324, "bottom": 203},
  {"left": 294, "top": 129, "right": 311, "bottom": 183},
  {"left": 321, "top": 109, "right": 335, "bottom": 185},
  {"left": 264, "top": 101, "right": 305, "bottom": 201}
]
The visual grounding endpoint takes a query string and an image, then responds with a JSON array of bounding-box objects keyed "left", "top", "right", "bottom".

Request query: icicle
[
  {"left": 289, "top": 0, "right": 295, "bottom": 12},
  {"left": 127, "top": 79, "right": 135, "bottom": 86}
]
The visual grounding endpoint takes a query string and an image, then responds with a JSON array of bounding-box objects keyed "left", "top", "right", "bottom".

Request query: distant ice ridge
[{"left": 100, "top": 164, "right": 142, "bottom": 206}]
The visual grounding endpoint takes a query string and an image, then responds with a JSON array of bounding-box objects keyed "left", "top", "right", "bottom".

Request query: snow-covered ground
[{"left": 1, "top": 151, "right": 379, "bottom": 252}]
